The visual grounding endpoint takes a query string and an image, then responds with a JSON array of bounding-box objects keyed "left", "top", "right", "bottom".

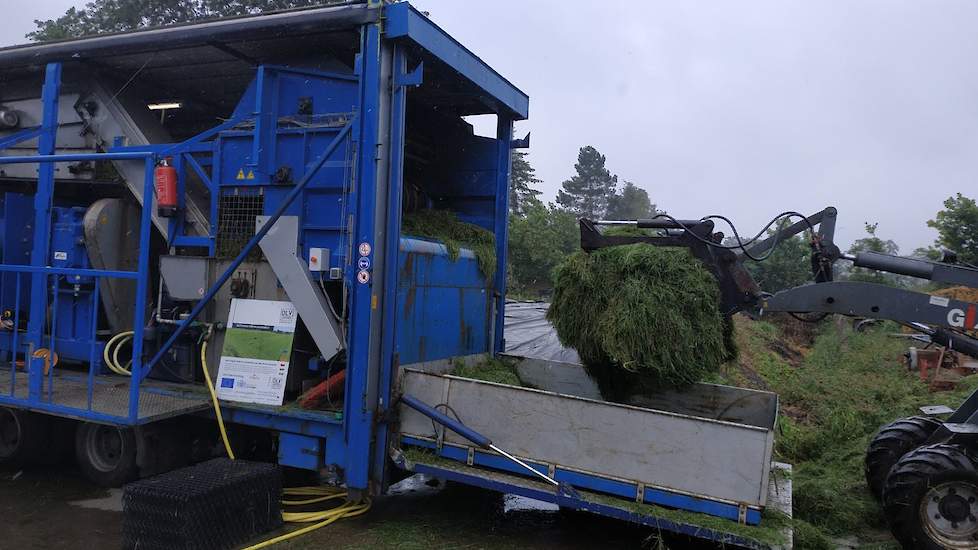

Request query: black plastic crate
[{"left": 123, "top": 458, "right": 282, "bottom": 550}]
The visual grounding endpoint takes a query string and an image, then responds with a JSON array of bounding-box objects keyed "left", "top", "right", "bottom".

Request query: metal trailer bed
[{"left": 0, "top": 3, "right": 790, "bottom": 547}]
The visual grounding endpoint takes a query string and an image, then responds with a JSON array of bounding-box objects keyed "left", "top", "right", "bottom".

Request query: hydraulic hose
[{"left": 102, "top": 331, "right": 134, "bottom": 376}]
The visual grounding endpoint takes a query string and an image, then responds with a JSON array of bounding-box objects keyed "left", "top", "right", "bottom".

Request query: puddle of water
[
  {"left": 68, "top": 488, "right": 124, "bottom": 512},
  {"left": 503, "top": 493, "right": 559, "bottom": 514},
  {"left": 386, "top": 473, "right": 445, "bottom": 496}
]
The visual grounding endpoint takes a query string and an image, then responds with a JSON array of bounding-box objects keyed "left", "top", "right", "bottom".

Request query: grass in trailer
[{"left": 450, "top": 357, "right": 524, "bottom": 387}]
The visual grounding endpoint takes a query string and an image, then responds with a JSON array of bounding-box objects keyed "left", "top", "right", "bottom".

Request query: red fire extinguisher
[{"left": 154, "top": 157, "right": 178, "bottom": 217}]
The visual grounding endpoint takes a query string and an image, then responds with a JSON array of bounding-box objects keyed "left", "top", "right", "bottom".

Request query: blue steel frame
[
  {"left": 0, "top": 62, "right": 156, "bottom": 425},
  {"left": 343, "top": 9, "right": 384, "bottom": 494}
]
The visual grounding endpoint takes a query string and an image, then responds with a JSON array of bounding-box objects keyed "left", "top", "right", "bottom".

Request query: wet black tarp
[{"left": 502, "top": 301, "right": 581, "bottom": 364}]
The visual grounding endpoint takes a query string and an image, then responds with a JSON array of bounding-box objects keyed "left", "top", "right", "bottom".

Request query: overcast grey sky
[{"left": 4, "top": 1, "right": 978, "bottom": 251}]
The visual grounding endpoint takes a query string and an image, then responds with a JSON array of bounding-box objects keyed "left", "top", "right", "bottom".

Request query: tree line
[
  {"left": 508, "top": 146, "right": 656, "bottom": 295},
  {"left": 28, "top": 0, "right": 337, "bottom": 40},
  {"left": 509, "top": 147, "right": 978, "bottom": 297}
]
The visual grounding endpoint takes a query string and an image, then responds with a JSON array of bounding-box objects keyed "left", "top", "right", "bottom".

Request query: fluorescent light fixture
[{"left": 147, "top": 102, "right": 183, "bottom": 110}]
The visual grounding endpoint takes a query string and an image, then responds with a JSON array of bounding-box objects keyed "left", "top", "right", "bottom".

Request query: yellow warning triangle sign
[
  {"left": 236, "top": 169, "right": 245, "bottom": 180},
  {"left": 246, "top": 170, "right": 255, "bottom": 180}
]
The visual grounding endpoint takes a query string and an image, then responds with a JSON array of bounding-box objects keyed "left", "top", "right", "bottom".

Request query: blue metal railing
[
  {"left": 0, "top": 62, "right": 156, "bottom": 423},
  {"left": 0, "top": 156, "right": 155, "bottom": 423}
]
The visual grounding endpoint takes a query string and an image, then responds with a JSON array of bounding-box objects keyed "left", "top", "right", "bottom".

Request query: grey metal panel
[
  {"left": 84, "top": 198, "right": 142, "bottom": 332},
  {"left": 400, "top": 369, "right": 776, "bottom": 507},
  {"left": 506, "top": 355, "right": 603, "bottom": 401},
  {"left": 0, "top": 91, "right": 92, "bottom": 180},
  {"left": 159, "top": 255, "right": 210, "bottom": 300},
  {"left": 202, "top": 259, "right": 285, "bottom": 372},
  {"left": 501, "top": 352, "right": 778, "bottom": 429},
  {"left": 257, "top": 215, "right": 343, "bottom": 361},
  {"left": 628, "top": 383, "right": 778, "bottom": 429},
  {"left": 84, "top": 80, "right": 209, "bottom": 237},
  {"left": 0, "top": 79, "right": 211, "bottom": 237}
]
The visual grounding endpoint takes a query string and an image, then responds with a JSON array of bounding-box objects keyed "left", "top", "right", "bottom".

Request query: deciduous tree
[
  {"left": 743, "top": 233, "right": 812, "bottom": 293},
  {"left": 30, "top": 0, "right": 338, "bottom": 41},
  {"left": 927, "top": 193, "right": 978, "bottom": 266},
  {"left": 845, "top": 222, "right": 905, "bottom": 286},
  {"left": 605, "top": 181, "right": 656, "bottom": 220},
  {"left": 508, "top": 202, "right": 578, "bottom": 294}
]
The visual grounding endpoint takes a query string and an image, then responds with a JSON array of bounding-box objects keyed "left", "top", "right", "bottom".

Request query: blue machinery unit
[{"left": 0, "top": 3, "right": 787, "bottom": 547}]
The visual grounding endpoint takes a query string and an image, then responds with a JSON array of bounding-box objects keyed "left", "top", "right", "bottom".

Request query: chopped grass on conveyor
[
  {"left": 547, "top": 232, "right": 735, "bottom": 399},
  {"left": 401, "top": 209, "right": 496, "bottom": 283},
  {"left": 450, "top": 357, "right": 523, "bottom": 387}
]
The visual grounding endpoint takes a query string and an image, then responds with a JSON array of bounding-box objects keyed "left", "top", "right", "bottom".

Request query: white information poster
[{"left": 216, "top": 299, "right": 297, "bottom": 406}]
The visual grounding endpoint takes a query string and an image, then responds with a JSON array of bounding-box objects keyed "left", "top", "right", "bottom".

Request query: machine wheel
[
  {"left": 866, "top": 416, "right": 942, "bottom": 499},
  {"left": 882, "top": 444, "right": 978, "bottom": 549},
  {"left": 75, "top": 422, "right": 138, "bottom": 487},
  {"left": 0, "top": 408, "right": 49, "bottom": 465}
]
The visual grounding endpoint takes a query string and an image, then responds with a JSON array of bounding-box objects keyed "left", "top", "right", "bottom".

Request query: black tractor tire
[
  {"left": 75, "top": 422, "right": 139, "bottom": 487},
  {"left": 882, "top": 444, "right": 978, "bottom": 549},
  {"left": 0, "top": 408, "right": 50, "bottom": 465},
  {"left": 865, "top": 416, "right": 943, "bottom": 499}
]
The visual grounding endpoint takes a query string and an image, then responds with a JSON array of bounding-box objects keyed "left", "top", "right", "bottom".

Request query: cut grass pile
[
  {"left": 401, "top": 209, "right": 496, "bottom": 283},
  {"left": 547, "top": 238, "right": 735, "bottom": 398}
]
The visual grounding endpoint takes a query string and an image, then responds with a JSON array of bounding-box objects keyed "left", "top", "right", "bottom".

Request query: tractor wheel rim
[
  {"left": 921, "top": 481, "right": 978, "bottom": 547},
  {"left": 86, "top": 426, "right": 123, "bottom": 472},
  {"left": 0, "top": 410, "right": 20, "bottom": 457}
]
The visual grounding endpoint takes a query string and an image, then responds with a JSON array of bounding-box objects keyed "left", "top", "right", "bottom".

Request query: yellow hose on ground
[
  {"left": 241, "top": 488, "right": 371, "bottom": 550},
  {"left": 197, "top": 326, "right": 371, "bottom": 549}
]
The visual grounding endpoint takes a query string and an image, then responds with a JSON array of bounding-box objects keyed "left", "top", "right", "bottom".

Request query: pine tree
[
  {"left": 509, "top": 151, "right": 542, "bottom": 217},
  {"left": 556, "top": 146, "right": 618, "bottom": 220}
]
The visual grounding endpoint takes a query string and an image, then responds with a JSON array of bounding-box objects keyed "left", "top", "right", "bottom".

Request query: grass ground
[{"left": 720, "top": 315, "right": 978, "bottom": 549}]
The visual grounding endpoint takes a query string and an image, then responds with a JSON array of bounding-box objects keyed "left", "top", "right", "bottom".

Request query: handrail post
[
  {"left": 26, "top": 62, "right": 62, "bottom": 402},
  {"left": 128, "top": 156, "right": 156, "bottom": 422}
]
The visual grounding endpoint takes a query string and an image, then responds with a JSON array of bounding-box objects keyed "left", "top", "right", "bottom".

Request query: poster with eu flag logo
[{"left": 216, "top": 299, "right": 297, "bottom": 405}]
